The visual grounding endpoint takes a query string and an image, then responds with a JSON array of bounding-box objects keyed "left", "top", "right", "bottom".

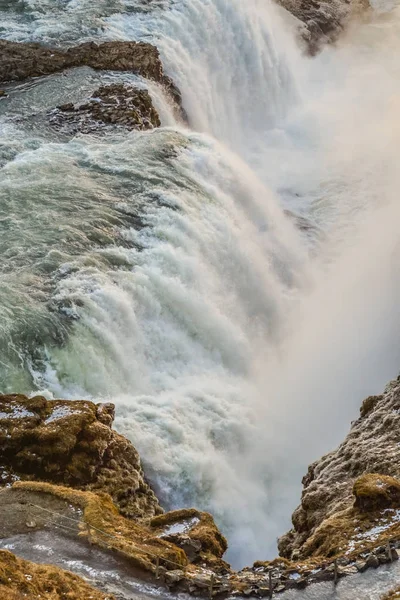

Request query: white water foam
[{"left": 5, "top": 0, "right": 400, "bottom": 569}]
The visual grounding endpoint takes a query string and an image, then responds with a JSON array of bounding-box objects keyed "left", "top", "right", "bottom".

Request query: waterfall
[{"left": 2, "top": 0, "right": 400, "bottom": 568}]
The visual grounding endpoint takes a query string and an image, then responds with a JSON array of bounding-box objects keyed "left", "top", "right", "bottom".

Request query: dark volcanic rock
[
  {"left": 51, "top": 83, "right": 161, "bottom": 134},
  {"left": 0, "top": 393, "right": 162, "bottom": 520}
]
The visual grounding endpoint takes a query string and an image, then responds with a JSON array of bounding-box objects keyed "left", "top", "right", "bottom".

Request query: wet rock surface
[
  {"left": 0, "top": 39, "right": 181, "bottom": 106},
  {"left": 277, "top": 0, "right": 370, "bottom": 54},
  {"left": 2, "top": 389, "right": 400, "bottom": 597},
  {"left": 51, "top": 83, "right": 161, "bottom": 134}
]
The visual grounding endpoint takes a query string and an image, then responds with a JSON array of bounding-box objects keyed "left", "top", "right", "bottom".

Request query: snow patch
[
  {"left": 45, "top": 405, "right": 76, "bottom": 424},
  {"left": 159, "top": 517, "right": 200, "bottom": 537},
  {"left": 0, "top": 406, "right": 35, "bottom": 419}
]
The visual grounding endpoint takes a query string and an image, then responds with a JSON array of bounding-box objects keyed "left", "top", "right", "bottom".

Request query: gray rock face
[
  {"left": 278, "top": 378, "right": 400, "bottom": 559},
  {"left": 277, "top": 0, "right": 370, "bottom": 54}
]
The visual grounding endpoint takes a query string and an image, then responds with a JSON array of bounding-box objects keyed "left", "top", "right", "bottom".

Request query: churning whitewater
[{"left": 1, "top": 0, "right": 400, "bottom": 569}]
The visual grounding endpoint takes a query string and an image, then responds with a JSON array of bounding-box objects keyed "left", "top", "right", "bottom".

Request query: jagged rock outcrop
[
  {"left": 0, "top": 394, "right": 162, "bottom": 520},
  {"left": 0, "top": 39, "right": 181, "bottom": 105},
  {"left": 51, "top": 84, "right": 161, "bottom": 134},
  {"left": 150, "top": 508, "right": 228, "bottom": 569},
  {"left": 279, "top": 377, "right": 400, "bottom": 560},
  {"left": 277, "top": 0, "right": 370, "bottom": 54},
  {"left": 0, "top": 548, "right": 114, "bottom": 600}
]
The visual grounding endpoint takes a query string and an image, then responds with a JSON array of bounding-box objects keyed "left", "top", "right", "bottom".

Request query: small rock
[
  {"left": 164, "top": 570, "right": 186, "bottom": 586},
  {"left": 295, "top": 578, "right": 308, "bottom": 589},
  {"left": 0, "top": 89, "right": 7, "bottom": 98},
  {"left": 25, "top": 519, "right": 37, "bottom": 528},
  {"left": 242, "top": 587, "right": 257, "bottom": 596},
  {"left": 342, "top": 565, "right": 359, "bottom": 575},
  {"left": 313, "top": 569, "right": 334, "bottom": 582},
  {"left": 355, "top": 561, "right": 368, "bottom": 573},
  {"left": 257, "top": 588, "right": 272, "bottom": 597},
  {"left": 365, "top": 554, "right": 380, "bottom": 569},
  {"left": 57, "top": 103, "right": 75, "bottom": 111}
]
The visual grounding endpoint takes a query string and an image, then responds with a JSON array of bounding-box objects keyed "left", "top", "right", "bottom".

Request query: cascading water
[{"left": 1, "top": 0, "right": 400, "bottom": 569}]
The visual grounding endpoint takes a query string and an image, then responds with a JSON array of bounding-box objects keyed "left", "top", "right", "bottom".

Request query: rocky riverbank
[{"left": 1, "top": 389, "right": 400, "bottom": 599}]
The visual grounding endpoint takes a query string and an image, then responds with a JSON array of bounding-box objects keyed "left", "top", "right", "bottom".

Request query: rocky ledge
[
  {"left": 2, "top": 387, "right": 400, "bottom": 599},
  {"left": 51, "top": 84, "right": 161, "bottom": 134},
  {"left": 277, "top": 0, "right": 370, "bottom": 54},
  {"left": 0, "top": 394, "right": 231, "bottom": 598},
  {"left": 0, "top": 393, "right": 161, "bottom": 520},
  {"left": 0, "top": 39, "right": 181, "bottom": 107}
]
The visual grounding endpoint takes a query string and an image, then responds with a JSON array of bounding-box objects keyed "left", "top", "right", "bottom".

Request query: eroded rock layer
[{"left": 0, "top": 39, "right": 181, "bottom": 105}]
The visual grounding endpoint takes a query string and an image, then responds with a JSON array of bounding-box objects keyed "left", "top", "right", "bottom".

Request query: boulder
[
  {"left": 0, "top": 394, "right": 162, "bottom": 520},
  {"left": 51, "top": 83, "right": 161, "bottom": 134},
  {"left": 151, "top": 508, "right": 228, "bottom": 568}
]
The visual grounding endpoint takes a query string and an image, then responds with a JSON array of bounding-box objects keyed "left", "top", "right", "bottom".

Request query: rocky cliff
[
  {"left": 279, "top": 377, "right": 400, "bottom": 561},
  {"left": 277, "top": 0, "right": 370, "bottom": 53},
  {"left": 0, "top": 394, "right": 162, "bottom": 520},
  {"left": 1, "top": 388, "right": 400, "bottom": 598}
]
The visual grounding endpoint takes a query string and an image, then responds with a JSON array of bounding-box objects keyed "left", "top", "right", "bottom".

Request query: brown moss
[
  {"left": 12, "top": 481, "right": 187, "bottom": 574},
  {"left": 280, "top": 474, "right": 400, "bottom": 560},
  {"left": 353, "top": 474, "right": 400, "bottom": 512},
  {"left": 0, "top": 549, "right": 113, "bottom": 599}
]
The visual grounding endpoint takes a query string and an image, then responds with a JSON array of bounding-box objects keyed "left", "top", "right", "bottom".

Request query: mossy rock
[
  {"left": 353, "top": 474, "right": 400, "bottom": 512},
  {"left": 0, "top": 548, "right": 114, "bottom": 599},
  {"left": 0, "top": 394, "right": 161, "bottom": 520}
]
